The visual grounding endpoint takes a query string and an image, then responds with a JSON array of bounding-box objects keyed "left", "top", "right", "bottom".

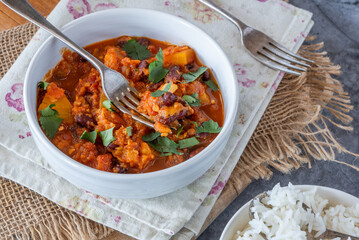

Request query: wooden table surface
[{"left": 0, "top": 0, "right": 59, "bottom": 31}]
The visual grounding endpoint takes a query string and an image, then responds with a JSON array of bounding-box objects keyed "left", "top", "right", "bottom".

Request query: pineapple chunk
[
  {"left": 163, "top": 46, "right": 195, "bottom": 67},
  {"left": 38, "top": 83, "right": 73, "bottom": 124},
  {"left": 159, "top": 82, "right": 178, "bottom": 93}
]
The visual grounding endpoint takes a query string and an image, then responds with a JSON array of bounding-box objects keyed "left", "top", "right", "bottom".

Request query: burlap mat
[{"left": 0, "top": 23, "right": 356, "bottom": 240}]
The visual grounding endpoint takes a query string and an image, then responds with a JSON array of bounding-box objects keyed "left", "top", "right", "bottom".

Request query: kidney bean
[
  {"left": 75, "top": 114, "right": 96, "bottom": 129},
  {"left": 117, "top": 40, "right": 127, "bottom": 47},
  {"left": 107, "top": 142, "right": 119, "bottom": 150},
  {"left": 138, "top": 38, "right": 150, "bottom": 47},
  {"left": 189, "top": 147, "right": 205, "bottom": 158},
  {"left": 96, "top": 143, "right": 108, "bottom": 154},
  {"left": 185, "top": 63, "right": 193, "bottom": 71},
  {"left": 159, "top": 109, "right": 187, "bottom": 125},
  {"left": 78, "top": 55, "right": 88, "bottom": 63},
  {"left": 138, "top": 60, "right": 149, "bottom": 69},
  {"left": 176, "top": 97, "right": 186, "bottom": 105},
  {"left": 165, "top": 65, "right": 182, "bottom": 82},
  {"left": 185, "top": 63, "right": 198, "bottom": 72},
  {"left": 113, "top": 163, "right": 127, "bottom": 174},
  {"left": 158, "top": 92, "right": 177, "bottom": 107},
  {"left": 149, "top": 82, "right": 162, "bottom": 91},
  {"left": 197, "top": 132, "right": 210, "bottom": 139},
  {"left": 202, "top": 70, "right": 210, "bottom": 81}
]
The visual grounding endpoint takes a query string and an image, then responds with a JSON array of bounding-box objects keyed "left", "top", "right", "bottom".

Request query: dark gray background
[{"left": 199, "top": 0, "right": 359, "bottom": 239}]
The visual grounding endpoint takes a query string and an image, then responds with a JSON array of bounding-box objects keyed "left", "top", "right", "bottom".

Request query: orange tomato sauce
[{"left": 37, "top": 36, "right": 224, "bottom": 173}]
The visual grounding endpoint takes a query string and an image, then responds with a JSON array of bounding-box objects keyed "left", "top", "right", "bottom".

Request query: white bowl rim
[
  {"left": 24, "top": 8, "right": 239, "bottom": 180},
  {"left": 220, "top": 184, "right": 359, "bottom": 240}
]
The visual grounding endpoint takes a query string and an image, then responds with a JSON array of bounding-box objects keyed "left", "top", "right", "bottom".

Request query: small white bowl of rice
[{"left": 221, "top": 184, "right": 359, "bottom": 240}]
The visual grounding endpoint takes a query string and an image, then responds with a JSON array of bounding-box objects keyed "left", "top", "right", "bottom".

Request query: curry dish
[{"left": 36, "top": 36, "right": 224, "bottom": 173}]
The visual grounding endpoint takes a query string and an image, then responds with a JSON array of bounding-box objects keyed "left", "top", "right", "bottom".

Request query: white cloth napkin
[{"left": 0, "top": 0, "right": 313, "bottom": 239}]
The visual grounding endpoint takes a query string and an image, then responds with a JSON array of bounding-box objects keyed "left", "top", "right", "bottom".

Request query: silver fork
[
  {"left": 2, "top": 0, "right": 155, "bottom": 128},
  {"left": 198, "top": 0, "right": 313, "bottom": 76}
]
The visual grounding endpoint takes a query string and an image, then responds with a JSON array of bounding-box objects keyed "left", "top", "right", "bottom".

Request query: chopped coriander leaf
[
  {"left": 126, "top": 126, "right": 132, "bottom": 136},
  {"left": 176, "top": 125, "right": 186, "bottom": 138},
  {"left": 205, "top": 80, "right": 219, "bottom": 91},
  {"left": 149, "top": 49, "right": 169, "bottom": 83},
  {"left": 150, "top": 82, "right": 172, "bottom": 97},
  {"left": 183, "top": 66, "right": 208, "bottom": 83},
  {"left": 80, "top": 129, "right": 97, "bottom": 144},
  {"left": 122, "top": 39, "right": 151, "bottom": 60},
  {"left": 148, "top": 136, "right": 183, "bottom": 155},
  {"left": 176, "top": 122, "right": 198, "bottom": 137},
  {"left": 155, "top": 48, "right": 164, "bottom": 62},
  {"left": 196, "top": 120, "right": 222, "bottom": 134},
  {"left": 103, "top": 100, "right": 115, "bottom": 112},
  {"left": 98, "top": 127, "right": 116, "bottom": 147},
  {"left": 160, "top": 152, "right": 173, "bottom": 157},
  {"left": 38, "top": 81, "right": 50, "bottom": 90},
  {"left": 179, "top": 137, "right": 200, "bottom": 149},
  {"left": 39, "top": 104, "right": 63, "bottom": 139},
  {"left": 182, "top": 93, "right": 201, "bottom": 107},
  {"left": 142, "top": 131, "right": 161, "bottom": 142}
]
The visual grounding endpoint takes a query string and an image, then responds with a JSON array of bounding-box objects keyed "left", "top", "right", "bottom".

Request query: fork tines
[
  {"left": 257, "top": 42, "right": 313, "bottom": 76},
  {"left": 115, "top": 88, "right": 155, "bottom": 128}
]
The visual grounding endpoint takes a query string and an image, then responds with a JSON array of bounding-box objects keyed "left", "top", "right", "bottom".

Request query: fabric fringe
[
  {"left": 234, "top": 37, "right": 359, "bottom": 182},
  {"left": 7, "top": 207, "right": 113, "bottom": 240}
]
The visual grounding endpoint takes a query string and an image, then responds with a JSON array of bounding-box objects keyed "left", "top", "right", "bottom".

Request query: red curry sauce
[{"left": 37, "top": 36, "right": 224, "bottom": 173}]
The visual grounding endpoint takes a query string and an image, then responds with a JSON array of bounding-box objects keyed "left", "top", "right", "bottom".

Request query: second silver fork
[{"left": 198, "top": 0, "right": 313, "bottom": 76}]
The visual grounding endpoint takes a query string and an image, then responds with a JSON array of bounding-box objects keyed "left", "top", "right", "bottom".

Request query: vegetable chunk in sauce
[{"left": 37, "top": 36, "right": 224, "bottom": 173}]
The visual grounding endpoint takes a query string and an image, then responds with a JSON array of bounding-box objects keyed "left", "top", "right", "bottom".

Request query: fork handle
[
  {"left": 0, "top": 0, "right": 105, "bottom": 72},
  {"left": 197, "top": 0, "right": 247, "bottom": 31}
]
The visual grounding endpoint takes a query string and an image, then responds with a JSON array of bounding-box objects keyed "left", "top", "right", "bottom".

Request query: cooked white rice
[{"left": 234, "top": 183, "right": 359, "bottom": 240}]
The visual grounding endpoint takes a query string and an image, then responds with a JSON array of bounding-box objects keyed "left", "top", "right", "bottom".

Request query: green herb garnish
[
  {"left": 182, "top": 93, "right": 201, "bottom": 107},
  {"left": 80, "top": 129, "right": 97, "bottom": 144},
  {"left": 103, "top": 100, "right": 115, "bottom": 112},
  {"left": 150, "top": 82, "right": 172, "bottom": 97},
  {"left": 149, "top": 49, "right": 169, "bottom": 83},
  {"left": 176, "top": 122, "right": 198, "bottom": 137},
  {"left": 183, "top": 67, "right": 208, "bottom": 83},
  {"left": 98, "top": 127, "right": 116, "bottom": 147},
  {"left": 38, "top": 104, "right": 63, "bottom": 139},
  {"left": 205, "top": 80, "right": 219, "bottom": 91},
  {"left": 178, "top": 137, "right": 200, "bottom": 149},
  {"left": 142, "top": 131, "right": 161, "bottom": 142},
  {"left": 159, "top": 152, "right": 173, "bottom": 157},
  {"left": 122, "top": 39, "right": 151, "bottom": 60},
  {"left": 38, "top": 81, "right": 50, "bottom": 90},
  {"left": 196, "top": 120, "right": 222, "bottom": 134},
  {"left": 126, "top": 126, "right": 132, "bottom": 136},
  {"left": 148, "top": 136, "right": 183, "bottom": 155}
]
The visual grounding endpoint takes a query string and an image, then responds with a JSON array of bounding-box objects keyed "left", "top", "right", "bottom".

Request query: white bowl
[
  {"left": 24, "top": 9, "right": 239, "bottom": 199},
  {"left": 220, "top": 185, "right": 359, "bottom": 240}
]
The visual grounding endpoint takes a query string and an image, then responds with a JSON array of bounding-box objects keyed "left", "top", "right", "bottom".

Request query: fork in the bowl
[
  {"left": 197, "top": 0, "right": 313, "bottom": 76},
  {"left": 1, "top": 0, "right": 155, "bottom": 128}
]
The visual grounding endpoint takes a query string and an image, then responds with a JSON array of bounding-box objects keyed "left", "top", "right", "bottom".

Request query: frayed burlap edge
[
  {"left": 0, "top": 177, "right": 114, "bottom": 240},
  {"left": 10, "top": 211, "right": 112, "bottom": 240},
  {"left": 234, "top": 36, "right": 359, "bottom": 183}
]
